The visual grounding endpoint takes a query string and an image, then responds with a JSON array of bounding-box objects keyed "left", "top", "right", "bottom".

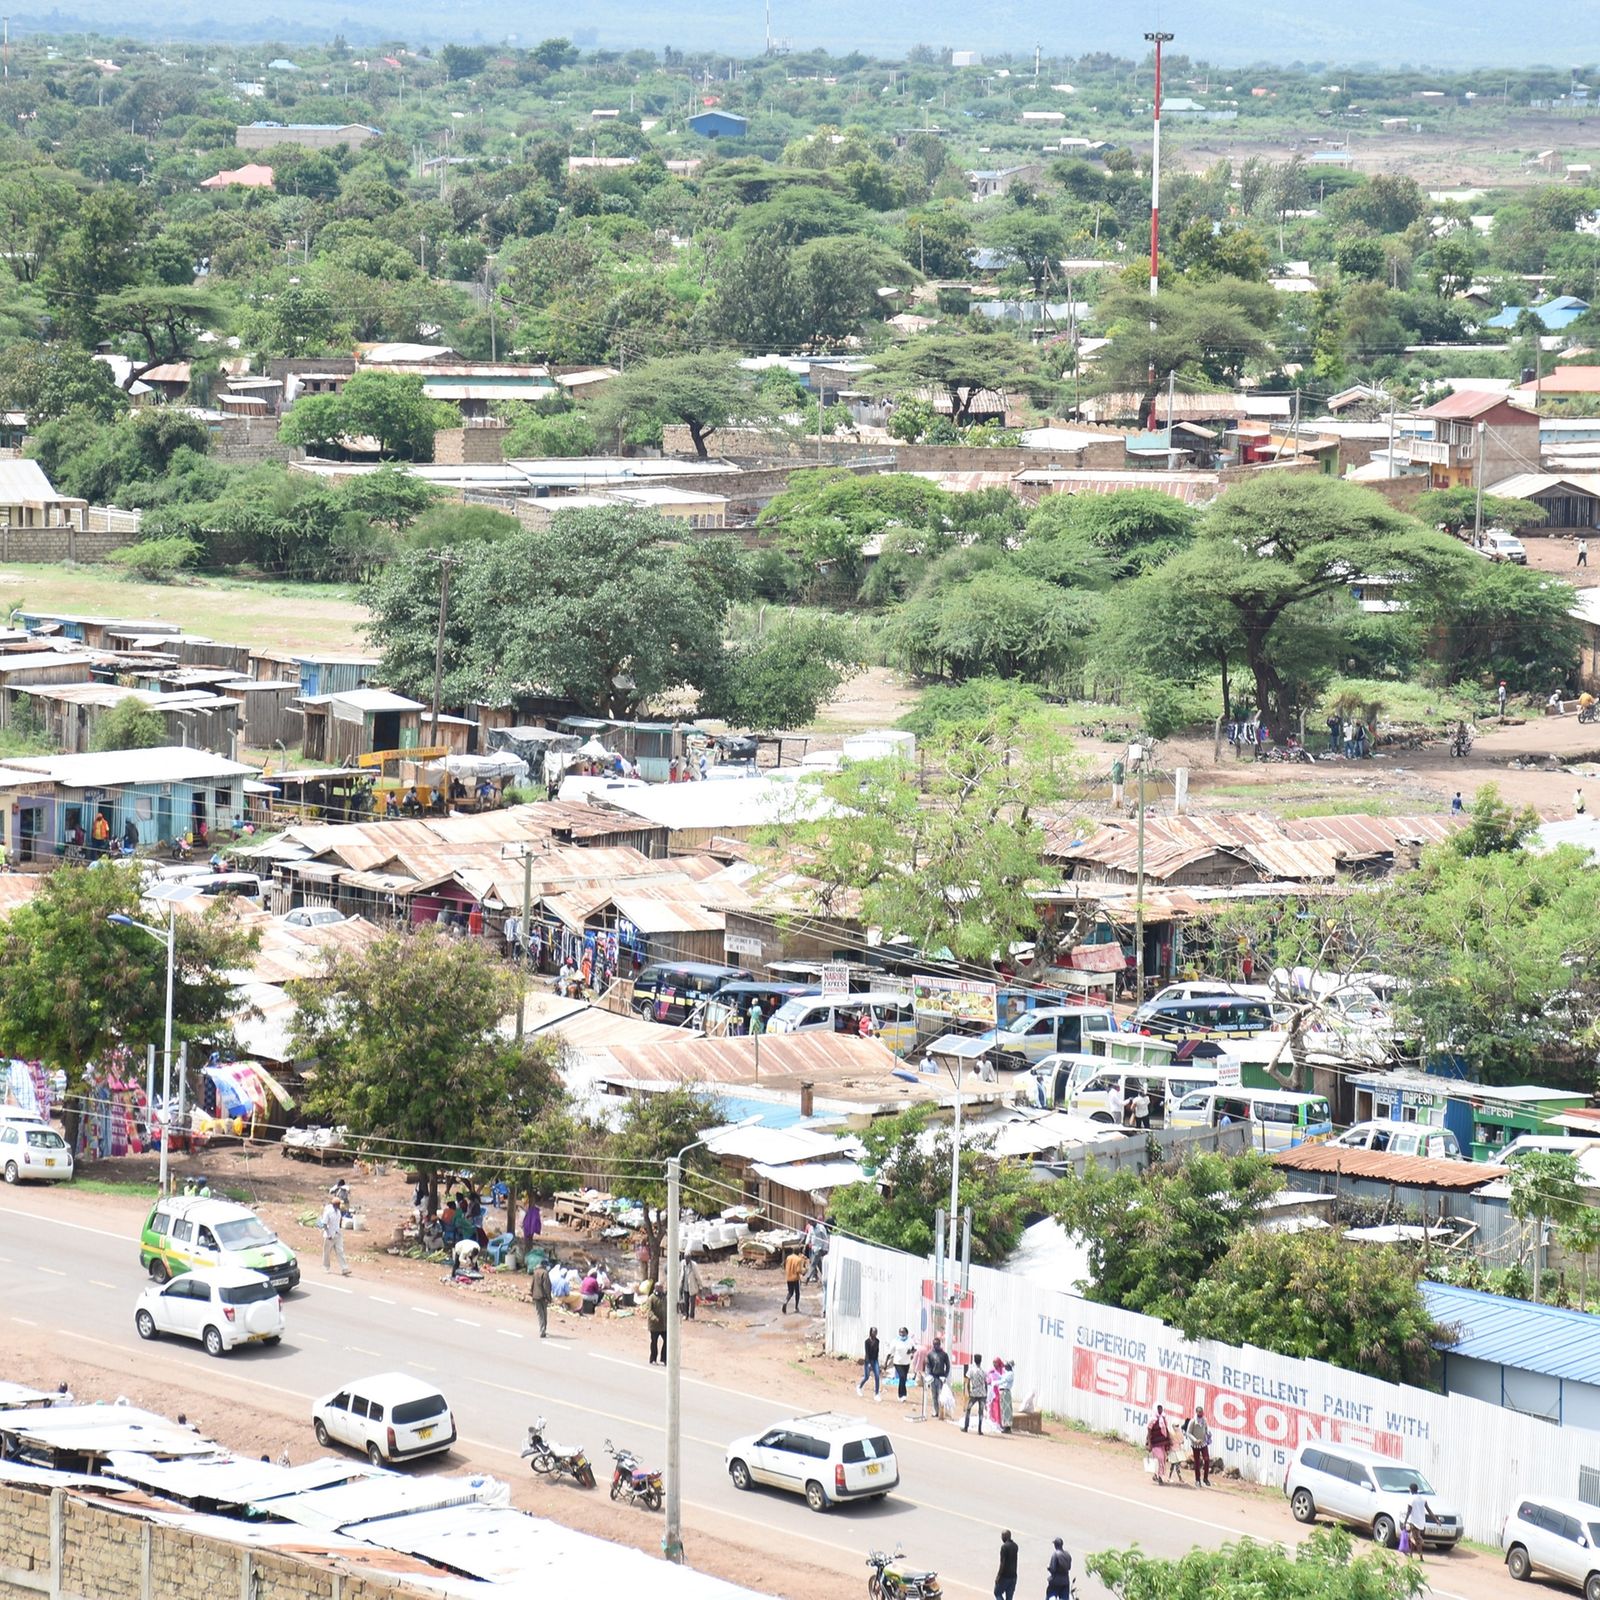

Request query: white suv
[
  {"left": 1329, "top": 1121, "right": 1463, "bottom": 1160},
  {"left": 0, "top": 1116, "right": 73, "bottom": 1184},
  {"left": 1504, "top": 1496, "right": 1600, "bottom": 1600},
  {"left": 1285, "top": 1442, "right": 1462, "bottom": 1549},
  {"left": 134, "top": 1265, "right": 284, "bottom": 1357},
  {"left": 312, "top": 1372, "right": 456, "bottom": 1467},
  {"left": 726, "top": 1412, "right": 898, "bottom": 1512}
]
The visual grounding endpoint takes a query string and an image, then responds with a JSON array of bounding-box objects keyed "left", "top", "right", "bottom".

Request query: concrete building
[
  {"left": 1402, "top": 392, "right": 1541, "bottom": 490},
  {"left": 235, "top": 122, "right": 381, "bottom": 151}
]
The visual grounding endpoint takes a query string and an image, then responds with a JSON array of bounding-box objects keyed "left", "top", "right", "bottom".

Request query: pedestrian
[
  {"left": 858, "top": 1326, "right": 882, "bottom": 1399},
  {"left": 1130, "top": 1084, "right": 1151, "bottom": 1129},
  {"left": 1402, "top": 1480, "right": 1432, "bottom": 1557},
  {"left": 647, "top": 1281, "right": 667, "bottom": 1365},
  {"left": 1578, "top": 787, "right": 1588, "bottom": 817},
  {"left": 1451, "top": 791, "right": 1463, "bottom": 814},
  {"left": 679, "top": 1255, "right": 703, "bottom": 1321},
  {"left": 998, "top": 1360, "right": 1015, "bottom": 1432},
  {"left": 318, "top": 1195, "right": 350, "bottom": 1276},
  {"left": 925, "top": 1335, "right": 951, "bottom": 1419},
  {"left": 1326, "top": 712, "right": 1341, "bottom": 753},
  {"left": 527, "top": 1258, "right": 552, "bottom": 1337},
  {"left": 782, "top": 1246, "right": 805, "bottom": 1313},
  {"left": 748, "top": 999, "right": 766, "bottom": 1037},
  {"left": 1110, "top": 756, "right": 1125, "bottom": 809},
  {"left": 995, "top": 1529, "right": 1019, "bottom": 1600},
  {"left": 1342, "top": 717, "right": 1354, "bottom": 758},
  {"left": 1045, "top": 1538, "right": 1072, "bottom": 1600},
  {"left": 122, "top": 818, "right": 138, "bottom": 853},
  {"left": 888, "top": 1326, "right": 914, "bottom": 1402},
  {"left": 1497, "top": 679, "right": 1508, "bottom": 716},
  {"left": 807, "top": 1217, "right": 830, "bottom": 1283},
  {"left": 1145, "top": 1405, "right": 1173, "bottom": 1486},
  {"left": 962, "top": 1352, "right": 988, "bottom": 1435},
  {"left": 1353, "top": 719, "right": 1369, "bottom": 759},
  {"left": 1580, "top": 538, "right": 1589, "bottom": 568},
  {"left": 1186, "top": 1408, "right": 1213, "bottom": 1486}
]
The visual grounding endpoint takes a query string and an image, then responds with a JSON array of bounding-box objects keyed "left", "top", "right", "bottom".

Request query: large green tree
[
  {"left": 280, "top": 372, "right": 459, "bottom": 462},
  {"left": 0, "top": 345, "right": 128, "bottom": 423},
  {"left": 870, "top": 333, "right": 1041, "bottom": 427},
  {"left": 594, "top": 353, "right": 757, "bottom": 458},
  {"left": 1138, "top": 476, "right": 1469, "bottom": 729},
  {"left": 702, "top": 614, "right": 862, "bottom": 731},
  {"left": 290, "top": 927, "right": 563, "bottom": 1203},
  {"left": 367, "top": 506, "right": 740, "bottom": 717}
]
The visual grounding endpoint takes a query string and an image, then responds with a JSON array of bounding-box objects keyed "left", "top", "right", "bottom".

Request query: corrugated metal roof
[
  {"left": 611, "top": 894, "right": 727, "bottom": 934},
  {"left": 1423, "top": 1281, "right": 1600, "bottom": 1384},
  {"left": 1272, "top": 1144, "right": 1507, "bottom": 1190}
]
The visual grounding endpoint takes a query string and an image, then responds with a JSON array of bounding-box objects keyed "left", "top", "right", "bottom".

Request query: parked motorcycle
[
  {"left": 604, "top": 1439, "right": 663, "bottom": 1510},
  {"left": 867, "top": 1546, "right": 942, "bottom": 1600},
  {"left": 521, "top": 1418, "right": 596, "bottom": 1488}
]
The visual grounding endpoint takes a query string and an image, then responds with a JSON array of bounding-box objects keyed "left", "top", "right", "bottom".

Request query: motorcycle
[
  {"left": 1581, "top": 704, "right": 1599, "bottom": 725},
  {"left": 521, "top": 1418, "right": 596, "bottom": 1489},
  {"left": 867, "top": 1546, "right": 942, "bottom": 1600},
  {"left": 604, "top": 1439, "right": 663, "bottom": 1510}
]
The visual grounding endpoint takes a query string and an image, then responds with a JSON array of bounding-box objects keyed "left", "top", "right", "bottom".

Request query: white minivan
[
  {"left": 1504, "top": 1496, "right": 1600, "bottom": 1600},
  {"left": 1329, "top": 1120, "right": 1463, "bottom": 1160},
  {"left": 1285, "top": 1442, "right": 1462, "bottom": 1549},
  {"left": 312, "top": 1372, "right": 456, "bottom": 1466}
]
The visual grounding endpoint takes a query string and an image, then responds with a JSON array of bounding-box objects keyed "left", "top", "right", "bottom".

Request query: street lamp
[
  {"left": 109, "top": 884, "right": 198, "bottom": 1198},
  {"left": 663, "top": 1112, "right": 762, "bottom": 1564}
]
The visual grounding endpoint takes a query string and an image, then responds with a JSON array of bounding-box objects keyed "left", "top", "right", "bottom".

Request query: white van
[
  {"left": 139, "top": 1196, "right": 300, "bottom": 1293},
  {"left": 1041, "top": 1059, "right": 1223, "bottom": 1124},
  {"left": 1171, "top": 1087, "right": 1333, "bottom": 1150},
  {"left": 766, "top": 991, "right": 917, "bottom": 1053},
  {"left": 0, "top": 1116, "right": 73, "bottom": 1184},
  {"left": 1148, "top": 981, "right": 1275, "bottom": 1006},
  {"left": 1329, "top": 1120, "right": 1463, "bottom": 1160},
  {"left": 312, "top": 1372, "right": 456, "bottom": 1466}
]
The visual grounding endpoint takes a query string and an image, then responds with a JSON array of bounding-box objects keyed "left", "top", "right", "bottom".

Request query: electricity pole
[
  {"left": 1472, "top": 422, "right": 1487, "bottom": 547},
  {"left": 1144, "top": 31, "right": 1173, "bottom": 431},
  {"left": 428, "top": 553, "right": 455, "bottom": 746}
]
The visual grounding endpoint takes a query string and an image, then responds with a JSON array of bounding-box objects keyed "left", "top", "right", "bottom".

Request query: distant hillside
[{"left": 11, "top": 0, "right": 1596, "bottom": 65}]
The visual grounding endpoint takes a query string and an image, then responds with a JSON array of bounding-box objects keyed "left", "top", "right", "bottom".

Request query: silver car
[
  {"left": 1504, "top": 1496, "right": 1600, "bottom": 1600},
  {"left": 1285, "top": 1442, "right": 1461, "bottom": 1549}
]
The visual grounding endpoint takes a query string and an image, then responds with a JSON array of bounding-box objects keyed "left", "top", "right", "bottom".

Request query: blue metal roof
[{"left": 1423, "top": 1281, "right": 1600, "bottom": 1385}]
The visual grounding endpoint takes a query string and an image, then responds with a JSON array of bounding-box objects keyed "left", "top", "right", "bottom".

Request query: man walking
[
  {"left": 647, "top": 1281, "right": 667, "bottom": 1365},
  {"left": 995, "top": 1530, "right": 1019, "bottom": 1600},
  {"left": 782, "top": 1247, "right": 805, "bottom": 1314},
  {"left": 318, "top": 1195, "right": 350, "bottom": 1276},
  {"left": 1045, "top": 1538, "right": 1073, "bottom": 1600},
  {"left": 1580, "top": 538, "right": 1589, "bottom": 569},
  {"left": 1497, "top": 679, "right": 1508, "bottom": 717},
  {"left": 1186, "top": 1408, "right": 1212, "bottom": 1486},
  {"left": 962, "top": 1352, "right": 989, "bottom": 1434},
  {"left": 925, "top": 1335, "right": 951, "bottom": 1420},
  {"left": 527, "top": 1258, "right": 552, "bottom": 1337},
  {"left": 888, "top": 1326, "right": 914, "bottom": 1403},
  {"left": 1402, "top": 1480, "right": 1432, "bottom": 1557}
]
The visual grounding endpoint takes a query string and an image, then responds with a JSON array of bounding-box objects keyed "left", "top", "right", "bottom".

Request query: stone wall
[
  {"left": 0, "top": 1484, "right": 419, "bottom": 1600},
  {"left": 434, "top": 422, "right": 508, "bottom": 465},
  {"left": 0, "top": 526, "right": 137, "bottom": 563},
  {"left": 658, "top": 428, "right": 1131, "bottom": 474},
  {"left": 210, "top": 415, "right": 299, "bottom": 466}
]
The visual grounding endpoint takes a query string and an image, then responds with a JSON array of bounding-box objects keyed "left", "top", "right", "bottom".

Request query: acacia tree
[
  {"left": 1138, "top": 476, "right": 1469, "bottom": 730},
  {"left": 594, "top": 352, "right": 758, "bottom": 458},
  {"left": 97, "top": 285, "right": 223, "bottom": 390},
  {"left": 870, "top": 333, "right": 1042, "bottom": 427},
  {"left": 290, "top": 927, "right": 564, "bottom": 1206}
]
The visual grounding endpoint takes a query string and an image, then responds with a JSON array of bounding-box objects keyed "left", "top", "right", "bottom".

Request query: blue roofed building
[
  {"left": 1422, "top": 1281, "right": 1600, "bottom": 1427},
  {"left": 687, "top": 111, "right": 748, "bottom": 139},
  {"left": 1485, "top": 295, "right": 1590, "bottom": 331}
]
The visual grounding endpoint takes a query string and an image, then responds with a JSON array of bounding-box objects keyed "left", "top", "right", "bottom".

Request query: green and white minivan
[{"left": 138, "top": 1196, "right": 300, "bottom": 1294}]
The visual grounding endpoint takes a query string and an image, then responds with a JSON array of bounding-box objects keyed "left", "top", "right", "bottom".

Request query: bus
[
  {"left": 1169, "top": 1087, "right": 1333, "bottom": 1150},
  {"left": 1132, "top": 994, "right": 1292, "bottom": 1042}
]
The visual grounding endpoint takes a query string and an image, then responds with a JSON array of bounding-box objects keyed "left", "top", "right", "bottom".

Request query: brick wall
[
  {"left": 658, "top": 427, "right": 1131, "bottom": 474},
  {"left": 0, "top": 1485, "right": 422, "bottom": 1600},
  {"left": 211, "top": 416, "right": 300, "bottom": 466},
  {"left": 0, "top": 526, "right": 137, "bottom": 562},
  {"left": 434, "top": 423, "right": 508, "bottom": 465}
]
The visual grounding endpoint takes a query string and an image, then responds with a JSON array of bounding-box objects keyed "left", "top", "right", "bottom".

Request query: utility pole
[
  {"left": 428, "top": 553, "right": 455, "bottom": 747},
  {"left": 1144, "top": 31, "right": 1173, "bottom": 431},
  {"left": 509, "top": 843, "right": 536, "bottom": 1041},
  {"left": 486, "top": 264, "right": 498, "bottom": 361},
  {"left": 1134, "top": 760, "right": 1147, "bottom": 1003},
  {"left": 1472, "top": 421, "right": 1487, "bottom": 547},
  {"left": 1385, "top": 384, "right": 1395, "bottom": 480}
]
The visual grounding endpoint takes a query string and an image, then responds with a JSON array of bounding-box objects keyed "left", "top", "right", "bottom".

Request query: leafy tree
[
  {"left": 869, "top": 334, "right": 1041, "bottom": 427},
  {"left": 1022, "top": 489, "right": 1198, "bottom": 581},
  {"left": 502, "top": 409, "right": 599, "bottom": 458},
  {"left": 1050, "top": 1152, "right": 1282, "bottom": 1319},
  {"left": 368, "top": 507, "right": 739, "bottom": 716},
  {"left": 91, "top": 697, "right": 169, "bottom": 752},
  {"left": 1333, "top": 173, "right": 1426, "bottom": 235},
  {"left": 337, "top": 465, "right": 440, "bottom": 531},
  {"left": 778, "top": 698, "right": 1070, "bottom": 962},
  {"left": 983, "top": 207, "right": 1066, "bottom": 297},
  {"left": 896, "top": 678, "right": 1047, "bottom": 740},
  {"left": 827, "top": 1105, "right": 1038, "bottom": 1263},
  {"left": 1445, "top": 783, "right": 1540, "bottom": 858},
  {"left": 902, "top": 203, "right": 973, "bottom": 277},
  {"left": 1092, "top": 1529, "right": 1427, "bottom": 1600},
  {"left": 1508, "top": 1152, "right": 1585, "bottom": 1300},
  {"left": 0, "top": 345, "right": 128, "bottom": 423},
  {"left": 97, "top": 285, "right": 223, "bottom": 387},
  {"left": 0, "top": 868, "right": 258, "bottom": 1128},
  {"left": 1415, "top": 487, "right": 1547, "bottom": 535},
  {"left": 280, "top": 373, "right": 458, "bottom": 461},
  {"left": 104, "top": 535, "right": 199, "bottom": 582},
  {"left": 594, "top": 353, "right": 756, "bottom": 458},
  {"left": 1141, "top": 477, "right": 1469, "bottom": 729},
  {"left": 1419, "top": 562, "right": 1579, "bottom": 688},
  {"left": 39, "top": 186, "right": 142, "bottom": 342},
  {"left": 702, "top": 614, "right": 861, "bottom": 730},
  {"left": 1175, "top": 1231, "right": 1448, "bottom": 1386},
  {"left": 1335, "top": 235, "right": 1387, "bottom": 281},
  {"left": 400, "top": 504, "right": 521, "bottom": 551},
  {"left": 1094, "top": 277, "right": 1280, "bottom": 420},
  {"left": 290, "top": 927, "right": 563, "bottom": 1206},
  {"left": 244, "top": 281, "right": 339, "bottom": 359}
]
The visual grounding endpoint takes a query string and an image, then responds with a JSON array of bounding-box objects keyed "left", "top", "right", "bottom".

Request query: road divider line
[
  {"left": 371, "top": 1296, "right": 395, "bottom": 1305},
  {"left": 88, "top": 1280, "right": 116, "bottom": 1290},
  {"left": 10, "top": 1316, "right": 36, "bottom": 1325},
  {"left": 36, "top": 1266, "right": 65, "bottom": 1276},
  {"left": 496, "top": 1329, "right": 522, "bottom": 1340},
  {"left": 412, "top": 1307, "right": 439, "bottom": 1318},
  {"left": 453, "top": 1317, "right": 480, "bottom": 1328}
]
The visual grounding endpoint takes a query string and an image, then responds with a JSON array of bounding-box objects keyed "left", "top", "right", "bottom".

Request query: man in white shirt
[{"left": 318, "top": 1198, "right": 350, "bottom": 1276}]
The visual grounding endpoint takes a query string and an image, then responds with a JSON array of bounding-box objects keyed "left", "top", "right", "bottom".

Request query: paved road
[{"left": 0, "top": 1196, "right": 1513, "bottom": 1600}]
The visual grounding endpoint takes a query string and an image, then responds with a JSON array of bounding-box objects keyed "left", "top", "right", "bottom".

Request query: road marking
[
  {"left": 305, "top": 1280, "right": 353, "bottom": 1295},
  {"left": 0, "top": 1203, "right": 125, "bottom": 1243},
  {"left": 36, "top": 1266, "right": 65, "bottom": 1276},
  {"left": 453, "top": 1317, "right": 480, "bottom": 1328},
  {"left": 89, "top": 1280, "right": 116, "bottom": 1290},
  {"left": 370, "top": 1296, "right": 395, "bottom": 1306},
  {"left": 350, "top": 1347, "right": 381, "bottom": 1358},
  {"left": 411, "top": 1306, "right": 439, "bottom": 1318},
  {"left": 10, "top": 1316, "right": 35, "bottom": 1325},
  {"left": 296, "top": 1333, "right": 328, "bottom": 1344},
  {"left": 496, "top": 1329, "right": 522, "bottom": 1340}
]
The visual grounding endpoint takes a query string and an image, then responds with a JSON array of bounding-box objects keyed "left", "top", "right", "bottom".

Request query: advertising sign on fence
[{"left": 910, "top": 975, "right": 997, "bottom": 1026}]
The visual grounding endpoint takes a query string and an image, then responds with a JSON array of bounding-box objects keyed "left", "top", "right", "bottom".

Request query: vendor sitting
[{"left": 578, "top": 1269, "right": 601, "bottom": 1314}]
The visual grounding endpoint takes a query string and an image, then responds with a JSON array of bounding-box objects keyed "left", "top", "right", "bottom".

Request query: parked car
[
  {"left": 0, "top": 1115, "right": 73, "bottom": 1184},
  {"left": 1503, "top": 1495, "right": 1600, "bottom": 1600},
  {"left": 1328, "top": 1121, "right": 1464, "bottom": 1160},
  {"left": 312, "top": 1373, "right": 456, "bottom": 1466},
  {"left": 134, "top": 1265, "right": 284, "bottom": 1357},
  {"left": 1285, "top": 1442, "right": 1462, "bottom": 1549},
  {"left": 138, "top": 1196, "right": 300, "bottom": 1293},
  {"left": 1481, "top": 529, "right": 1528, "bottom": 564},
  {"left": 278, "top": 906, "right": 347, "bottom": 928},
  {"left": 725, "top": 1412, "right": 898, "bottom": 1512}
]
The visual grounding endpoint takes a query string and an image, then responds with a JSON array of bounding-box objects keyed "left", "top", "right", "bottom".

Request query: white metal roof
[
  {"left": 0, "top": 458, "right": 73, "bottom": 504},
  {"left": 3, "top": 746, "right": 256, "bottom": 788}
]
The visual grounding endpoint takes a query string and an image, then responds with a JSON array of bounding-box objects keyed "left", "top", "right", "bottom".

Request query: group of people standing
[
  {"left": 1326, "top": 714, "right": 1372, "bottom": 759},
  {"left": 855, "top": 1329, "right": 1015, "bottom": 1432},
  {"left": 994, "top": 1530, "right": 1074, "bottom": 1600},
  {"left": 1144, "top": 1403, "right": 1213, "bottom": 1487}
]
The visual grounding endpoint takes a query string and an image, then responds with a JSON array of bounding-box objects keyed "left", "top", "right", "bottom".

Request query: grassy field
[{"left": 0, "top": 566, "right": 369, "bottom": 655}]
